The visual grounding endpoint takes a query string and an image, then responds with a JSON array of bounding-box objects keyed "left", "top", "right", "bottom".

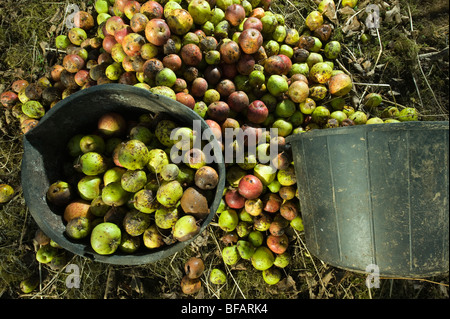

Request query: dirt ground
[{"left": 0, "top": 0, "right": 448, "bottom": 301}]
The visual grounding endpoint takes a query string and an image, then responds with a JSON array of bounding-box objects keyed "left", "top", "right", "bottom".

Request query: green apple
[
  {"left": 90, "top": 222, "right": 121, "bottom": 255},
  {"left": 253, "top": 163, "right": 277, "bottom": 185},
  {"left": 216, "top": 0, "right": 234, "bottom": 11},
  {"left": 55, "top": 35, "right": 71, "bottom": 50},
  {"left": 77, "top": 175, "right": 102, "bottom": 201},
  {"left": 290, "top": 215, "right": 304, "bottom": 232},
  {"left": 248, "top": 230, "right": 264, "bottom": 247},
  {"left": 273, "top": 251, "right": 290, "bottom": 268},
  {"left": 251, "top": 246, "right": 274, "bottom": 271},
  {"left": 66, "top": 216, "right": 91, "bottom": 239},
  {"left": 285, "top": 28, "right": 300, "bottom": 46},
  {"left": 330, "top": 110, "right": 348, "bottom": 124},
  {"left": 101, "top": 181, "right": 130, "bottom": 206},
  {"left": 119, "top": 232, "right": 141, "bottom": 253},
  {"left": 311, "top": 105, "right": 331, "bottom": 125},
  {"left": 289, "top": 63, "right": 309, "bottom": 77},
  {"left": 398, "top": 107, "right": 419, "bottom": 121},
  {"left": 248, "top": 70, "right": 265, "bottom": 88},
  {"left": 36, "top": 245, "right": 58, "bottom": 263},
  {"left": 103, "top": 167, "right": 126, "bottom": 186},
  {"left": 279, "top": 44, "right": 294, "bottom": 58},
  {"left": 20, "top": 277, "right": 39, "bottom": 293},
  {"left": 94, "top": 0, "right": 109, "bottom": 14},
  {"left": 349, "top": 110, "right": 368, "bottom": 125},
  {"left": 188, "top": 0, "right": 212, "bottom": 25},
  {"left": 272, "top": 25, "right": 287, "bottom": 43},
  {"left": 79, "top": 152, "right": 108, "bottom": 176},
  {"left": 0, "top": 183, "right": 14, "bottom": 204},
  {"left": 261, "top": 13, "right": 278, "bottom": 34},
  {"left": 272, "top": 118, "right": 293, "bottom": 137},
  {"left": 210, "top": 7, "right": 225, "bottom": 25},
  {"left": 366, "top": 117, "right": 384, "bottom": 124},
  {"left": 79, "top": 134, "right": 105, "bottom": 154},
  {"left": 267, "top": 75, "right": 288, "bottom": 97},
  {"left": 209, "top": 268, "right": 227, "bottom": 285},
  {"left": 263, "top": 40, "right": 279, "bottom": 57},
  {"left": 97, "top": 13, "right": 111, "bottom": 25},
  {"left": 267, "top": 180, "right": 281, "bottom": 193},
  {"left": 275, "top": 99, "right": 296, "bottom": 118},
  {"left": 155, "top": 67, "right": 177, "bottom": 87},
  {"left": 262, "top": 267, "right": 282, "bottom": 285}
]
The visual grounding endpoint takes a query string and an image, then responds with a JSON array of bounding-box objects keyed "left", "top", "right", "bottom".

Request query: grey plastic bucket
[
  {"left": 286, "top": 121, "right": 449, "bottom": 278},
  {"left": 21, "top": 84, "right": 225, "bottom": 265}
]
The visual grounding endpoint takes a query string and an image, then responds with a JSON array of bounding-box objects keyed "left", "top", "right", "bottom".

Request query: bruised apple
[
  {"left": 238, "top": 28, "right": 263, "bottom": 55},
  {"left": 145, "top": 18, "right": 171, "bottom": 46}
]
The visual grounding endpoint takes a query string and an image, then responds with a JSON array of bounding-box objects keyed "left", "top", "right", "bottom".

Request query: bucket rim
[{"left": 21, "top": 84, "right": 226, "bottom": 265}]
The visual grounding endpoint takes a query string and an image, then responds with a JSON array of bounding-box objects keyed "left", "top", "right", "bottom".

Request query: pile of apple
[
  {"left": 0, "top": 0, "right": 422, "bottom": 287},
  {"left": 46, "top": 111, "right": 220, "bottom": 256}
]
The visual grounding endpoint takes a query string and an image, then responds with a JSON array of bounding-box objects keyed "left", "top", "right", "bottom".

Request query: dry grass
[{"left": 0, "top": 0, "right": 449, "bottom": 300}]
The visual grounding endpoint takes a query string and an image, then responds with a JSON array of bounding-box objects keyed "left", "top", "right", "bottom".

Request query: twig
[
  {"left": 411, "top": 73, "right": 424, "bottom": 108},
  {"left": 418, "top": 47, "right": 449, "bottom": 60},
  {"left": 209, "top": 225, "right": 247, "bottom": 299},
  {"left": 353, "top": 82, "right": 391, "bottom": 87},
  {"left": 368, "top": 28, "right": 383, "bottom": 76},
  {"left": 417, "top": 57, "right": 445, "bottom": 113},
  {"left": 293, "top": 229, "right": 331, "bottom": 298}
]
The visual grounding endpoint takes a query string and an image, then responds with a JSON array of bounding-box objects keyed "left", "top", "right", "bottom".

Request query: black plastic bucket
[
  {"left": 286, "top": 121, "right": 449, "bottom": 278},
  {"left": 21, "top": 84, "right": 225, "bottom": 265}
]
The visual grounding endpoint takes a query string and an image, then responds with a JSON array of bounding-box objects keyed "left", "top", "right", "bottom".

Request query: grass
[{"left": 0, "top": 0, "right": 449, "bottom": 300}]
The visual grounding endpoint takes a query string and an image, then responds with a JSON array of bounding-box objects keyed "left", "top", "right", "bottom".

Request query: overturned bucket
[
  {"left": 21, "top": 84, "right": 225, "bottom": 265},
  {"left": 286, "top": 121, "right": 449, "bottom": 278}
]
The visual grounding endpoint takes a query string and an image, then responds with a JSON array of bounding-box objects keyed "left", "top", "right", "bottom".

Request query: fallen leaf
[
  {"left": 322, "top": 2, "right": 338, "bottom": 24},
  {"left": 385, "top": 3, "right": 402, "bottom": 24}
]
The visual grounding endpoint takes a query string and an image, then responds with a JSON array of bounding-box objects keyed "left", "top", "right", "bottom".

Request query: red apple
[
  {"left": 130, "top": 13, "right": 149, "bottom": 33},
  {"left": 205, "top": 119, "right": 222, "bottom": 140},
  {"left": 216, "top": 79, "right": 235, "bottom": 98},
  {"left": 143, "top": 58, "right": 164, "bottom": 80},
  {"left": 221, "top": 63, "right": 238, "bottom": 79},
  {"left": 236, "top": 54, "right": 255, "bottom": 75},
  {"left": 140, "top": 0, "right": 163, "bottom": 20},
  {"left": 190, "top": 77, "right": 208, "bottom": 97},
  {"left": 240, "top": 124, "right": 263, "bottom": 147},
  {"left": 162, "top": 54, "right": 182, "bottom": 72},
  {"left": 247, "top": 100, "right": 268, "bottom": 124},
  {"left": 279, "top": 200, "right": 299, "bottom": 221},
  {"left": 124, "top": 1, "right": 141, "bottom": 20},
  {"left": 176, "top": 92, "right": 196, "bottom": 109},
  {"left": 267, "top": 233, "right": 289, "bottom": 254},
  {"left": 227, "top": 91, "right": 249, "bottom": 113},
  {"left": 102, "top": 35, "right": 118, "bottom": 54},
  {"left": 238, "top": 28, "right": 263, "bottom": 55},
  {"left": 206, "top": 101, "right": 230, "bottom": 122},
  {"left": 263, "top": 193, "right": 283, "bottom": 213},
  {"left": 122, "top": 33, "right": 146, "bottom": 57},
  {"left": 114, "top": 24, "right": 133, "bottom": 44},
  {"left": 145, "top": 18, "right": 171, "bottom": 46},
  {"left": 238, "top": 175, "right": 263, "bottom": 199},
  {"left": 219, "top": 40, "right": 241, "bottom": 64},
  {"left": 204, "top": 65, "right": 222, "bottom": 86},
  {"left": 264, "top": 55, "right": 287, "bottom": 75},
  {"left": 243, "top": 17, "right": 263, "bottom": 31},
  {"left": 225, "top": 189, "right": 245, "bottom": 209},
  {"left": 105, "top": 16, "right": 125, "bottom": 36},
  {"left": 278, "top": 54, "right": 292, "bottom": 75},
  {"left": 63, "top": 54, "right": 85, "bottom": 73},
  {"left": 74, "top": 69, "right": 90, "bottom": 87},
  {"left": 250, "top": 7, "right": 265, "bottom": 19},
  {"left": 181, "top": 43, "right": 203, "bottom": 66},
  {"left": 225, "top": 4, "right": 246, "bottom": 26}
]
